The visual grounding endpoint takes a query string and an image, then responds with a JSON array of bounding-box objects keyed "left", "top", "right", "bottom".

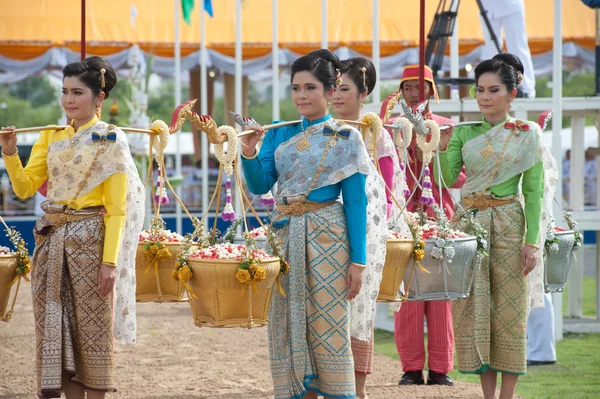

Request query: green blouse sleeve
[
  {"left": 522, "top": 161, "right": 545, "bottom": 245},
  {"left": 435, "top": 129, "right": 465, "bottom": 188}
]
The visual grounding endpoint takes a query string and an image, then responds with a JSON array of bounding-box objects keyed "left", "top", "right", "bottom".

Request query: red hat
[{"left": 399, "top": 64, "right": 439, "bottom": 103}]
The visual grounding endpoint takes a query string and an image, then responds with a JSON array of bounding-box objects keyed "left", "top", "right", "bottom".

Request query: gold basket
[
  {"left": 0, "top": 254, "right": 19, "bottom": 320},
  {"left": 187, "top": 256, "right": 280, "bottom": 328},
  {"left": 377, "top": 239, "right": 415, "bottom": 302},
  {"left": 136, "top": 242, "right": 193, "bottom": 302}
]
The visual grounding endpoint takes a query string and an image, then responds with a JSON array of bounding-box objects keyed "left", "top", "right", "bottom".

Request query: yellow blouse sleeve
[
  {"left": 2, "top": 131, "right": 50, "bottom": 199},
  {"left": 102, "top": 172, "right": 128, "bottom": 264}
]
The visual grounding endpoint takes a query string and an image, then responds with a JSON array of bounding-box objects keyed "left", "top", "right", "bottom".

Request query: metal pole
[
  {"left": 200, "top": 0, "right": 209, "bottom": 230},
  {"left": 81, "top": 0, "right": 86, "bottom": 60},
  {"left": 321, "top": 0, "right": 328, "bottom": 49},
  {"left": 372, "top": 0, "right": 381, "bottom": 103},
  {"left": 234, "top": 0, "right": 243, "bottom": 222},
  {"left": 174, "top": 0, "right": 183, "bottom": 234},
  {"left": 272, "top": 0, "right": 280, "bottom": 121},
  {"left": 419, "top": 0, "right": 426, "bottom": 102},
  {"left": 596, "top": 9, "right": 600, "bottom": 95},
  {"left": 450, "top": 1, "right": 460, "bottom": 103},
  {"left": 552, "top": 0, "right": 564, "bottom": 341}
]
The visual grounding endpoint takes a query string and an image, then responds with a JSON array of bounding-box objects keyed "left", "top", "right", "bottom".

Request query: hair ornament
[
  {"left": 100, "top": 68, "right": 106, "bottom": 88},
  {"left": 360, "top": 67, "right": 367, "bottom": 89},
  {"left": 335, "top": 68, "right": 343, "bottom": 87},
  {"left": 517, "top": 71, "right": 523, "bottom": 85}
]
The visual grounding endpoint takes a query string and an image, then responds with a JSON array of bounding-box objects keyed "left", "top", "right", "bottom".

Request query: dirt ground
[{"left": 1, "top": 286, "right": 487, "bottom": 399}]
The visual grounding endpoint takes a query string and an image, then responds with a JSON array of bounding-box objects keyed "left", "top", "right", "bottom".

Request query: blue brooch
[
  {"left": 92, "top": 131, "right": 117, "bottom": 143},
  {"left": 323, "top": 126, "right": 351, "bottom": 139}
]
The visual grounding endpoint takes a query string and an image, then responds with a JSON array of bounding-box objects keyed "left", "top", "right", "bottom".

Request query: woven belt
[
  {"left": 463, "top": 193, "right": 517, "bottom": 211},
  {"left": 277, "top": 200, "right": 337, "bottom": 217},
  {"left": 40, "top": 201, "right": 104, "bottom": 229}
]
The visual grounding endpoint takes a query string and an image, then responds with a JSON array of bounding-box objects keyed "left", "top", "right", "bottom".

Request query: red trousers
[{"left": 394, "top": 300, "right": 454, "bottom": 374}]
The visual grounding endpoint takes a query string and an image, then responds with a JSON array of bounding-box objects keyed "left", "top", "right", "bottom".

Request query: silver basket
[
  {"left": 403, "top": 236, "right": 478, "bottom": 301},
  {"left": 544, "top": 230, "right": 576, "bottom": 293}
]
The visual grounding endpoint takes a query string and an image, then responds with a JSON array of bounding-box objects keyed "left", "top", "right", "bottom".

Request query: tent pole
[
  {"left": 321, "top": 0, "right": 328, "bottom": 49},
  {"left": 174, "top": 0, "right": 183, "bottom": 234},
  {"left": 200, "top": 0, "right": 209, "bottom": 230},
  {"left": 272, "top": 0, "right": 280, "bottom": 120},
  {"left": 419, "top": 0, "right": 425, "bottom": 102},
  {"left": 234, "top": 0, "right": 243, "bottom": 232},
  {"left": 596, "top": 8, "right": 600, "bottom": 95},
  {"left": 81, "top": 0, "right": 86, "bottom": 60}
]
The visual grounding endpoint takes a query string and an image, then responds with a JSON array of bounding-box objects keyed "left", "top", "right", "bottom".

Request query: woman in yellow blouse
[{"left": 0, "top": 56, "right": 144, "bottom": 399}]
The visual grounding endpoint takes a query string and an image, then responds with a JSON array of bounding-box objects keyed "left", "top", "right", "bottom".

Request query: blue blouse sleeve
[
  {"left": 241, "top": 129, "right": 279, "bottom": 195},
  {"left": 341, "top": 172, "right": 367, "bottom": 264}
]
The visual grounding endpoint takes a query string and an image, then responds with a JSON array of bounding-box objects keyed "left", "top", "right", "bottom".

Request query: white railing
[{"left": 367, "top": 96, "right": 600, "bottom": 334}]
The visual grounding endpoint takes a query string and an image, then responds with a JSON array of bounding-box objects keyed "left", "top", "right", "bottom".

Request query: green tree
[{"left": 9, "top": 75, "right": 58, "bottom": 108}]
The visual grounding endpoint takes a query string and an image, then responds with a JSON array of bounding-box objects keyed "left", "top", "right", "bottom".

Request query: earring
[{"left": 360, "top": 100, "right": 365, "bottom": 108}]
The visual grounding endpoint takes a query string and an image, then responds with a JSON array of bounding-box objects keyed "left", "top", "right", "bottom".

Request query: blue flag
[
  {"left": 204, "top": 0, "right": 213, "bottom": 17},
  {"left": 182, "top": 0, "right": 213, "bottom": 25}
]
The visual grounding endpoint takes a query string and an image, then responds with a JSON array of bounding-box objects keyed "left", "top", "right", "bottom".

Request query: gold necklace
[
  {"left": 479, "top": 120, "right": 507, "bottom": 159},
  {"left": 295, "top": 119, "right": 311, "bottom": 152},
  {"left": 58, "top": 123, "right": 95, "bottom": 163}
]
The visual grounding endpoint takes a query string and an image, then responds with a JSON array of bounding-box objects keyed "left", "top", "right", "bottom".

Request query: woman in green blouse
[{"left": 436, "top": 53, "right": 557, "bottom": 399}]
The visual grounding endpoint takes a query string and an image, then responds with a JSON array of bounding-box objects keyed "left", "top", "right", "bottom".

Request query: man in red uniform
[{"left": 381, "top": 65, "right": 466, "bottom": 386}]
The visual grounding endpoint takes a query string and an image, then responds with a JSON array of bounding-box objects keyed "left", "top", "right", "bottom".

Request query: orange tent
[{"left": 0, "top": 0, "right": 596, "bottom": 60}]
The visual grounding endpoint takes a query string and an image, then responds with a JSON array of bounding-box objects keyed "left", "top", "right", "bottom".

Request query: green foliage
[
  {"left": 9, "top": 75, "right": 58, "bottom": 108},
  {"left": 0, "top": 82, "right": 61, "bottom": 127}
]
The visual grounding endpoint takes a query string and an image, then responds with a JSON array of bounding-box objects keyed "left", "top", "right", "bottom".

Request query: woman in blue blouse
[{"left": 241, "top": 49, "right": 373, "bottom": 399}]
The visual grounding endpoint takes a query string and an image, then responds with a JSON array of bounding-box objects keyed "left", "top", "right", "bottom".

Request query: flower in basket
[
  {"left": 0, "top": 246, "right": 12, "bottom": 255},
  {"left": 246, "top": 227, "right": 268, "bottom": 239},
  {"left": 172, "top": 217, "right": 209, "bottom": 299},
  {"left": 191, "top": 243, "right": 275, "bottom": 261},
  {"left": 139, "top": 229, "right": 183, "bottom": 243},
  {"left": 388, "top": 230, "right": 412, "bottom": 239},
  {"left": 140, "top": 215, "right": 183, "bottom": 242}
]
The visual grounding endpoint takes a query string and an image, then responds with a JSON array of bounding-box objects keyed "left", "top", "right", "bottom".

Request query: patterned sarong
[
  {"left": 32, "top": 206, "right": 115, "bottom": 398},
  {"left": 351, "top": 327, "right": 374, "bottom": 374},
  {"left": 452, "top": 200, "right": 528, "bottom": 375},
  {"left": 269, "top": 202, "right": 355, "bottom": 399}
]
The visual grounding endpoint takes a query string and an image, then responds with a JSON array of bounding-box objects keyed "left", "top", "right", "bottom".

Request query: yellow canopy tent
[{"left": 0, "top": 0, "right": 595, "bottom": 60}]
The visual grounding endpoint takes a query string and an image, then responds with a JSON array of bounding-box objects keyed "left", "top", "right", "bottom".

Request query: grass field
[{"left": 374, "top": 277, "right": 599, "bottom": 399}]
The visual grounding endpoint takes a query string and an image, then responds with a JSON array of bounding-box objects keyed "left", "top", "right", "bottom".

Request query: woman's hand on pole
[
  {"left": 240, "top": 125, "right": 265, "bottom": 158},
  {"left": 0, "top": 126, "right": 17, "bottom": 156}
]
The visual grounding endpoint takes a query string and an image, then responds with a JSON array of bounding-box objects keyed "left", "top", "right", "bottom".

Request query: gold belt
[
  {"left": 462, "top": 193, "right": 517, "bottom": 211},
  {"left": 277, "top": 200, "right": 337, "bottom": 217},
  {"left": 41, "top": 202, "right": 104, "bottom": 228}
]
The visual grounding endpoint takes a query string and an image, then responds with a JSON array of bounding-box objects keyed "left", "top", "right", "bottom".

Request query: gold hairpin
[
  {"left": 100, "top": 68, "right": 106, "bottom": 88},
  {"left": 361, "top": 67, "right": 367, "bottom": 88}
]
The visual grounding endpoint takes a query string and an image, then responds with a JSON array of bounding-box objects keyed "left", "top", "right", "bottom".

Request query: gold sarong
[
  {"left": 452, "top": 200, "right": 529, "bottom": 375},
  {"left": 32, "top": 204, "right": 115, "bottom": 398}
]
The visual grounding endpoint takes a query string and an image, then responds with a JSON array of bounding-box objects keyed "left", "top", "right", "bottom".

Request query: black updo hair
[
  {"left": 62, "top": 56, "right": 117, "bottom": 99},
  {"left": 290, "top": 49, "right": 342, "bottom": 91},
  {"left": 340, "top": 57, "right": 377, "bottom": 95},
  {"left": 474, "top": 52, "right": 524, "bottom": 92}
]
